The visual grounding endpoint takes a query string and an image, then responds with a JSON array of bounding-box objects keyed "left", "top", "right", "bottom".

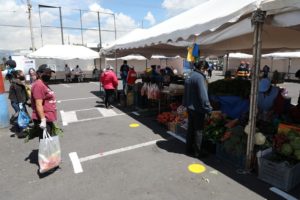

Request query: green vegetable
[
  {"left": 280, "top": 143, "right": 293, "bottom": 156},
  {"left": 290, "top": 138, "right": 300, "bottom": 150},
  {"left": 287, "top": 130, "right": 299, "bottom": 141},
  {"left": 24, "top": 123, "right": 63, "bottom": 143},
  {"left": 294, "top": 150, "right": 300, "bottom": 160}
]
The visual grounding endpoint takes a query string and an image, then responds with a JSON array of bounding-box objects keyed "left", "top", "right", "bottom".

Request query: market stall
[{"left": 102, "top": 0, "right": 300, "bottom": 192}]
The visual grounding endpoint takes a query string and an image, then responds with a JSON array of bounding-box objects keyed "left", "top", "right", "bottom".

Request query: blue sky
[{"left": 0, "top": 0, "right": 208, "bottom": 50}]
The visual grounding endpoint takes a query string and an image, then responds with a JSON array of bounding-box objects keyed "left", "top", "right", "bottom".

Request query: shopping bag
[
  {"left": 38, "top": 129, "right": 61, "bottom": 173},
  {"left": 17, "top": 105, "right": 30, "bottom": 129}
]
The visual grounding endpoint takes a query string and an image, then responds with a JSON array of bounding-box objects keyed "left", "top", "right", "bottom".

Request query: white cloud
[
  {"left": 144, "top": 11, "right": 156, "bottom": 26},
  {"left": 162, "top": 0, "right": 209, "bottom": 16},
  {"left": 0, "top": 1, "right": 138, "bottom": 50}
]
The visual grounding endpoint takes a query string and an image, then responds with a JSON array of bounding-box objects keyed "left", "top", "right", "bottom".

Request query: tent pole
[
  {"left": 288, "top": 58, "right": 291, "bottom": 80},
  {"left": 225, "top": 53, "right": 229, "bottom": 75},
  {"left": 246, "top": 9, "right": 266, "bottom": 170}
]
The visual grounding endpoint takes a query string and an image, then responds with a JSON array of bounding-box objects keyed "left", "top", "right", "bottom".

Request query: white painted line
[
  {"left": 60, "top": 110, "right": 68, "bottom": 126},
  {"left": 69, "top": 152, "right": 83, "bottom": 174},
  {"left": 270, "top": 187, "right": 298, "bottom": 200},
  {"left": 132, "top": 111, "right": 140, "bottom": 116},
  {"left": 90, "top": 82, "right": 99, "bottom": 85},
  {"left": 60, "top": 110, "right": 78, "bottom": 126},
  {"left": 61, "top": 84, "right": 71, "bottom": 88},
  {"left": 73, "top": 107, "right": 99, "bottom": 112},
  {"left": 57, "top": 96, "right": 98, "bottom": 103},
  {"left": 80, "top": 139, "right": 165, "bottom": 163},
  {"left": 97, "top": 107, "right": 118, "bottom": 117},
  {"left": 68, "top": 113, "right": 126, "bottom": 124},
  {"left": 166, "top": 131, "right": 186, "bottom": 143}
]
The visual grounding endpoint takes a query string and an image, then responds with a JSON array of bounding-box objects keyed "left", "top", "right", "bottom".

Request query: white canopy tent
[
  {"left": 102, "top": 0, "right": 300, "bottom": 170},
  {"left": 103, "top": 0, "right": 300, "bottom": 57},
  {"left": 28, "top": 45, "right": 99, "bottom": 60}
]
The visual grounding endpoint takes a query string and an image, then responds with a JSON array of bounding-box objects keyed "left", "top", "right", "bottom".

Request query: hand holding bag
[{"left": 38, "top": 129, "right": 61, "bottom": 173}]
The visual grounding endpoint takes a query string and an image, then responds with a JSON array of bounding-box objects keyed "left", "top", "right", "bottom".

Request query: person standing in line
[
  {"left": 8, "top": 70, "right": 29, "bottom": 137},
  {"left": 101, "top": 65, "right": 118, "bottom": 109},
  {"left": 183, "top": 61, "right": 212, "bottom": 158},
  {"left": 28, "top": 68, "right": 37, "bottom": 84},
  {"left": 92, "top": 66, "right": 100, "bottom": 81},
  {"left": 207, "top": 62, "right": 213, "bottom": 78},
  {"left": 120, "top": 60, "right": 129, "bottom": 93},
  {"left": 126, "top": 66, "right": 137, "bottom": 93},
  {"left": 31, "top": 65, "right": 57, "bottom": 139},
  {"left": 64, "top": 64, "right": 71, "bottom": 82},
  {"left": 262, "top": 65, "right": 270, "bottom": 78}
]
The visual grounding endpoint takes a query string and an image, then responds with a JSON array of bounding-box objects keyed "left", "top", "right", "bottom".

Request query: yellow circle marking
[
  {"left": 129, "top": 123, "right": 140, "bottom": 128},
  {"left": 188, "top": 164, "right": 206, "bottom": 174}
]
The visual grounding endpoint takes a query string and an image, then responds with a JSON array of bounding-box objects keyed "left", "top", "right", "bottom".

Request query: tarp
[
  {"left": 28, "top": 45, "right": 99, "bottom": 60},
  {"left": 103, "top": 0, "right": 300, "bottom": 57},
  {"left": 210, "top": 96, "right": 250, "bottom": 119}
]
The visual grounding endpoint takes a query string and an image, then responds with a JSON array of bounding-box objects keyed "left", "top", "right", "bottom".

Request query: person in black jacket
[
  {"left": 183, "top": 61, "right": 212, "bottom": 157},
  {"left": 8, "top": 70, "right": 29, "bottom": 136}
]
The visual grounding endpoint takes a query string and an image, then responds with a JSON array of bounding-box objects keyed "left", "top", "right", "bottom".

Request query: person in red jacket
[
  {"left": 100, "top": 65, "right": 118, "bottom": 109},
  {"left": 126, "top": 66, "right": 137, "bottom": 93}
]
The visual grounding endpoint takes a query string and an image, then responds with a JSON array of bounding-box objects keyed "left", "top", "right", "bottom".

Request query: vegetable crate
[
  {"left": 216, "top": 143, "right": 245, "bottom": 168},
  {"left": 258, "top": 153, "right": 300, "bottom": 191},
  {"left": 168, "top": 122, "right": 179, "bottom": 134}
]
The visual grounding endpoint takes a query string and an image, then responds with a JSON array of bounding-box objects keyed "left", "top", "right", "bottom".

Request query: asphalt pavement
[{"left": 0, "top": 76, "right": 300, "bottom": 200}]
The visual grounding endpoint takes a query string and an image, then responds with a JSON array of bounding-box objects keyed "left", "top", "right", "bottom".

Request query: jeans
[
  {"left": 186, "top": 109, "right": 205, "bottom": 155},
  {"left": 122, "top": 78, "right": 127, "bottom": 93}
]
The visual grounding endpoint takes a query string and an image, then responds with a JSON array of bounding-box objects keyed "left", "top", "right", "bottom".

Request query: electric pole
[{"left": 27, "top": 0, "right": 35, "bottom": 51}]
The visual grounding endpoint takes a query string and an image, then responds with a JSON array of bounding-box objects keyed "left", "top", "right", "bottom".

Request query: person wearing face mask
[
  {"left": 8, "top": 70, "right": 29, "bottom": 137},
  {"left": 31, "top": 65, "right": 57, "bottom": 139}
]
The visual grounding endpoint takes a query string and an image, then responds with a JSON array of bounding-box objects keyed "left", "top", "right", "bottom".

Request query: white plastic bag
[{"left": 38, "top": 129, "right": 61, "bottom": 173}]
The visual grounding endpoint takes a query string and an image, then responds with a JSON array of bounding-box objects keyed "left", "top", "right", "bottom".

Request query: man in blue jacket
[{"left": 183, "top": 61, "right": 212, "bottom": 158}]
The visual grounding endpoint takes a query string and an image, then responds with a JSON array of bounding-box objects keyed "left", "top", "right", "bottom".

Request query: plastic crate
[
  {"left": 258, "top": 153, "right": 300, "bottom": 191},
  {"left": 216, "top": 143, "right": 246, "bottom": 168}
]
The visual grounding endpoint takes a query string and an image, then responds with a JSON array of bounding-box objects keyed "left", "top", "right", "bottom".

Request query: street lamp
[{"left": 38, "top": 4, "right": 64, "bottom": 45}]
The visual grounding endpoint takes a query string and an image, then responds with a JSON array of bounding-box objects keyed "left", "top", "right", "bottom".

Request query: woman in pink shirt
[
  {"left": 31, "top": 65, "right": 57, "bottom": 139},
  {"left": 100, "top": 65, "right": 118, "bottom": 109}
]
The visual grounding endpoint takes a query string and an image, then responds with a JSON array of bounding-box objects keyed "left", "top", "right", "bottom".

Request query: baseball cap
[
  {"left": 259, "top": 78, "right": 271, "bottom": 92},
  {"left": 36, "top": 64, "right": 55, "bottom": 74}
]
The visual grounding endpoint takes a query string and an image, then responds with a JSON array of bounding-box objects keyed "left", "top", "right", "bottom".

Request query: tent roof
[
  {"left": 103, "top": 0, "right": 300, "bottom": 57},
  {"left": 105, "top": 54, "right": 181, "bottom": 61},
  {"left": 263, "top": 51, "right": 300, "bottom": 58},
  {"left": 28, "top": 45, "right": 99, "bottom": 60}
]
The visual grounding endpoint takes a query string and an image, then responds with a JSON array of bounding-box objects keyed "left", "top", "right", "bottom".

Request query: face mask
[
  {"left": 19, "top": 76, "right": 25, "bottom": 81},
  {"left": 41, "top": 75, "right": 51, "bottom": 82}
]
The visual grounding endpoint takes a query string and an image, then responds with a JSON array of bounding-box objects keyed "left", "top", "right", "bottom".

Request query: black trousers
[
  {"left": 104, "top": 89, "right": 115, "bottom": 108},
  {"left": 33, "top": 120, "right": 54, "bottom": 140},
  {"left": 186, "top": 110, "right": 205, "bottom": 155}
]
